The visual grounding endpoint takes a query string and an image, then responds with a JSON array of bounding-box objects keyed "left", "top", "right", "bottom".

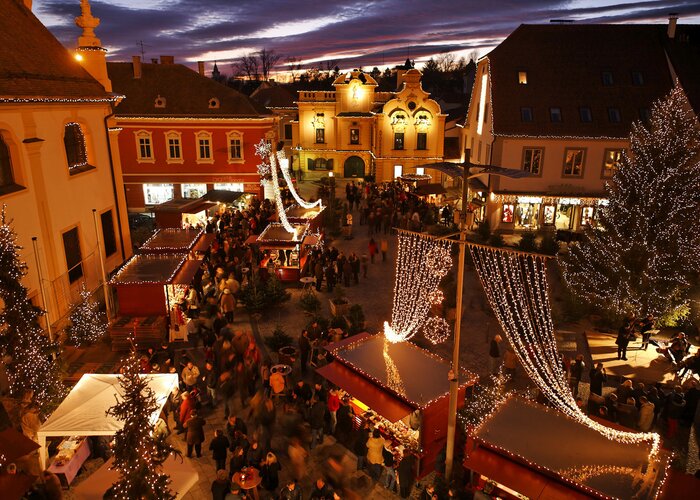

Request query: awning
[
  {"left": 316, "top": 361, "right": 413, "bottom": 423},
  {"left": 245, "top": 235, "right": 260, "bottom": 246},
  {"left": 414, "top": 183, "right": 447, "bottom": 196},
  {"left": 202, "top": 190, "right": 245, "bottom": 204},
  {"left": 171, "top": 259, "right": 202, "bottom": 285},
  {"left": 193, "top": 233, "right": 216, "bottom": 253},
  {"left": 182, "top": 200, "right": 217, "bottom": 214},
  {"left": 302, "top": 234, "right": 320, "bottom": 247}
]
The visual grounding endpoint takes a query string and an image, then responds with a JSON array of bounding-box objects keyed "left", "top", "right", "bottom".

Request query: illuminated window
[
  {"left": 543, "top": 205, "right": 555, "bottom": 225},
  {"left": 196, "top": 131, "right": 213, "bottom": 161},
  {"left": 563, "top": 148, "right": 585, "bottom": 177},
  {"left": 135, "top": 130, "right": 153, "bottom": 161},
  {"left": 601, "top": 71, "right": 614, "bottom": 86},
  {"left": 64, "top": 123, "right": 88, "bottom": 170},
  {"left": 182, "top": 183, "right": 207, "bottom": 198},
  {"left": 520, "top": 107, "right": 533, "bottom": 122},
  {"left": 608, "top": 107, "right": 621, "bottom": 123},
  {"left": 315, "top": 128, "right": 325, "bottom": 144},
  {"left": 476, "top": 74, "right": 487, "bottom": 135},
  {"left": 165, "top": 131, "right": 182, "bottom": 161},
  {"left": 501, "top": 204, "right": 514, "bottom": 223},
  {"left": 227, "top": 131, "right": 243, "bottom": 161},
  {"left": 214, "top": 183, "right": 244, "bottom": 192},
  {"left": 522, "top": 148, "right": 543, "bottom": 175},
  {"left": 394, "top": 132, "right": 404, "bottom": 150},
  {"left": 579, "top": 107, "right": 592, "bottom": 123},
  {"left": 416, "top": 167, "right": 425, "bottom": 175},
  {"left": 602, "top": 149, "right": 623, "bottom": 178},
  {"left": 518, "top": 71, "right": 528, "bottom": 84},
  {"left": 549, "top": 107, "right": 562, "bottom": 123},
  {"left": 580, "top": 206, "right": 595, "bottom": 226},
  {"left": 143, "top": 183, "right": 174, "bottom": 205},
  {"left": 350, "top": 128, "right": 360, "bottom": 145},
  {"left": 416, "top": 132, "right": 427, "bottom": 150},
  {"left": 393, "top": 165, "right": 403, "bottom": 178}
]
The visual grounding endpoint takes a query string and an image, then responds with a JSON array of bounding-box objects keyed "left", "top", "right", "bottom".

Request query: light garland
[
  {"left": 458, "top": 370, "right": 512, "bottom": 429},
  {"left": 0, "top": 95, "right": 123, "bottom": 103},
  {"left": 384, "top": 230, "right": 452, "bottom": 343},
  {"left": 469, "top": 245, "right": 661, "bottom": 461},
  {"left": 422, "top": 316, "right": 450, "bottom": 344},
  {"left": 255, "top": 140, "right": 295, "bottom": 234},
  {"left": 140, "top": 228, "right": 204, "bottom": 253},
  {"left": 399, "top": 173, "right": 432, "bottom": 182},
  {"left": 427, "top": 289, "right": 444, "bottom": 306},
  {"left": 276, "top": 150, "right": 323, "bottom": 210},
  {"left": 68, "top": 283, "right": 107, "bottom": 347},
  {"left": 110, "top": 253, "right": 188, "bottom": 285}
]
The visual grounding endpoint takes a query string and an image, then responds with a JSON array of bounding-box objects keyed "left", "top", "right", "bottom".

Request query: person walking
[
  {"left": 327, "top": 389, "right": 340, "bottom": 434},
  {"left": 184, "top": 410, "right": 205, "bottom": 458},
  {"left": 202, "top": 360, "right": 218, "bottom": 407},
  {"left": 569, "top": 354, "right": 585, "bottom": 398},
  {"left": 368, "top": 238, "right": 378, "bottom": 264},
  {"left": 488, "top": 335, "right": 503, "bottom": 374},
  {"left": 309, "top": 398, "right": 326, "bottom": 449},
  {"left": 380, "top": 238, "right": 389, "bottom": 262},
  {"left": 219, "top": 288, "right": 236, "bottom": 324},
  {"left": 209, "top": 429, "right": 230, "bottom": 471},
  {"left": 299, "top": 329, "right": 312, "bottom": 377},
  {"left": 589, "top": 362, "right": 607, "bottom": 396}
]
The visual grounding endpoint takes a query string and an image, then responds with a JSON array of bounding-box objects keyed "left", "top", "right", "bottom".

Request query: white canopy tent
[{"left": 37, "top": 373, "right": 178, "bottom": 470}]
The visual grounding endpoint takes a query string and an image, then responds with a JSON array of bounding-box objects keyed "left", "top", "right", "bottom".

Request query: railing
[{"left": 298, "top": 91, "right": 336, "bottom": 101}]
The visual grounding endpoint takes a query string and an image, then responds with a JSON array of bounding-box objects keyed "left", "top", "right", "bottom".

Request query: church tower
[{"left": 74, "top": 0, "right": 112, "bottom": 92}]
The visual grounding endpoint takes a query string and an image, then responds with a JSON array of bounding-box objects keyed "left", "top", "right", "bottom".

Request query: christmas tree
[
  {"left": 68, "top": 283, "right": 107, "bottom": 347},
  {"left": 459, "top": 370, "right": 511, "bottom": 430},
  {"left": 562, "top": 85, "right": 700, "bottom": 323},
  {"left": 106, "top": 347, "right": 177, "bottom": 500},
  {"left": 0, "top": 206, "right": 65, "bottom": 412}
]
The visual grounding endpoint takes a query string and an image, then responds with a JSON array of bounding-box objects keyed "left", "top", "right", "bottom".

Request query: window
[
  {"left": 0, "top": 135, "right": 16, "bottom": 191},
  {"left": 563, "top": 148, "right": 585, "bottom": 177},
  {"left": 543, "top": 205, "right": 555, "bottom": 225},
  {"left": 315, "top": 128, "right": 325, "bottom": 144},
  {"left": 518, "top": 71, "right": 528, "bottom": 84},
  {"left": 601, "top": 71, "right": 614, "bottom": 86},
  {"left": 62, "top": 227, "right": 83, "bottom": 283},
  {"left": 550, "top": 107, "right": 562, "bottom": 123},
  {"left": 416, "top": 167, "right": 425, "bottom": 175},
  {"left": 143, "top": 184, "right": 174, "bottom": 205},
  {"left": 350, "top": 128, "right": 360, "bottom": 145},
  {"left": 393, "top": 165, "right": 403, "bottom": 178},
  {"left": 214, "top": 183, "right": 245, "bottom": 192},
  {"left": 478, "top": 141, "right": 482, "bottom": 162},
  {"left": 182, "top": 183, "right": 207, "bottom": 198},
  {"left": 608, "top": 107, "right": 621, "bottom": 123},
  {"left": 100, "top": 210, "right": 117, "bottom": 257},
  {"left": 631, "top": 71, "right": 644, "bottom": 86},
  {"left": 165, "top": 132, "right": 181, "bottom": 161},
  {"left": 522, "top": 148, "right": 543, "bottom": 175},
  {"left": 502, "top": 204, "right": 514, "bottom": 223},
  {"left": 602, "top": 149, "right": 623, "bottom": 178},
  {"left": 284, "top": 124, "right": 293, "bottom": 140},
  {"left": 521, "top": 107, "right": 533, "bottom": 122},
  {"left": 639, "top": 108, "right": 651, "bottom": 123},
  {"left": 196, "top": 132, "right": 212, "bottom": 161},
  {"left": 64, "top": 123, "right": 88, "bottom": 170},
  {"left": 416, "top": 132, "right": 427, "bottom": 150},
  {"left": 580, "top": 206, "right": 595, "bottom": 226},
  {"left": 394, "top": 132, "right": 404, "bottom": 150},
  {"left": 579, "top": 107, "right": 592, "bottom": 123},
  {"left": 135, "top": 131, "right": 153, "bottom": 161}
]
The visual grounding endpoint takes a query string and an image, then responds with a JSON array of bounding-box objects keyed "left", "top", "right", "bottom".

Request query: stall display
[
  {"left": 47, "top": 436, "right": 90, "bottom": 487},
  {"left": 248, "top": 222, "right": 320, "bottom": 282},
  {"left": 139, "top": 228, "right": 214, "bottom": 258},
  {"left": 318, "top": 333, "right": 477, "bottom": 477},
  {"left": 153, "top": 197, "right": 219, "bottom": 229}
]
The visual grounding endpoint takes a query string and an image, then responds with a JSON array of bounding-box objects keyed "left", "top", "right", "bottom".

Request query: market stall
[
  {"left": 153, "top": 197, "right": 219, "bottom": 229},
  {"left": 247, "top": 222, "right": 320, "bottom": 282},
  {"left": 37, "top": 373, "right": 178, "bottom": 471},
  {"left": 317, "top": 333, "right": 477, "bottom": 478},
  {"left": 271, "top": 203, "right": 325, "bottom": 232},
  {"left": 139, "top": 228, "right": 215, "bottom": 258},
  {"left": 463, "top": 396, "right": 673, "bottom": 499}
]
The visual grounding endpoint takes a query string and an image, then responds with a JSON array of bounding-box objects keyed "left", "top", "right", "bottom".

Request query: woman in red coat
[
  {"left": 327, "top": 389, "right": 340, "bottom": 434},
  {"left": 179, "top": 391, "right": 195, "bottom": 432}
]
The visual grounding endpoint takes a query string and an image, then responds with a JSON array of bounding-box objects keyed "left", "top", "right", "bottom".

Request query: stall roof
[
  {"left": 414, "top": 183, "right": 447, "bottom": 196},
  {"left": 473, "top": 397, "right": 671, "bottom": 499},
  {"left": 193, "top": 233, "right": 216, "bottom": 253},
  {"left": 110, "top": 254, "right": 188, "bottom": 285},
  {"left": 172, "top": 259, "right": 202, "bottom": 285},
  {"left": 285, "top": 204, "right": 325, "bottom": 220},
  {"left": 202, "top": 189, "right": 245, "bottom": 204},
  {"left": 257, "top": 223, "right": 307, "bottom": 244},
  {"left": 330, "top": 334, "right": 477, "bottom": 408},
  {"left": 316, "top": 361, "right": 413, "bottom": 422},
  {"left": 140, "top": 228, "right": 203, "bottom": 253}
]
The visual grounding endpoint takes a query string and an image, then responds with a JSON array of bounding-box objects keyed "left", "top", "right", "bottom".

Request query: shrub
[
  {"left": 299, "top": 288, "right": 321, "bottom": 314},
  {"left": 332, "top": 285, "right": 349, "bottom": 305},
  {"left": 477, "top": 220, "right": 491, "bottom": 242},
  {"left": 265, "top": 274, "right": 290, "bottom": 306},
  {"left": 538, "top": 233, "right": 560, "bottom": 255},
  {"left": 264, "top": 325, "right": 294, "bottom": 352},
  {"left": 517, "top": 231, "right": 538, "bottom": 252},
  {"left": 241, "top": 273, "right": 266, "bottom": 313}
]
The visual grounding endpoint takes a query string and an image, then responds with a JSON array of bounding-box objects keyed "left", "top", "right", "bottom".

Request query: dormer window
[
  {"left": 208, "top": 97, "right": 220, "bottom": 109},
  {"left": 154, "top": 95, "right": 166, "bottom": 108},
  {"left": 518, "top": 71, "right": 528, "bottom": 85}
]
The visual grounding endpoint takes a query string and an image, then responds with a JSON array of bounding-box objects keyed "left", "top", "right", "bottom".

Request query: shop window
[
  {"left": 143, "top": 184, "right": 174, "bottom": 205},
  {"left": 165, "top": 131, "right": 182, "bottom": 161},
  {"left": 608, "top": 107, "right": 621, "bottom": 123},
  {"left": 64, "top": 122, "right": 89, "bottom": 170},
  {"left": 100, "top": 210, "right": 117, "bottom": 257},
  {"left": 182, "top": 183, "right": 207, "bottom": 198},
  {"left": 416, "top": 132, "right": 427, "bottom": 150},
  {"left": 62, "top": 227, "right": 83, "bottom": 283},
  {"left": 549, "top": 107, "right": 562, "bottom": 123},
  {"left": 522, "top": 148, "right": 543, "bottom": 175},
  {"left": 580, "top": 206, "right": 595, "bottom": 226},
  {"left": 520, "top": 107, "right": 533, "bottom": 122},
  {"left": 579, "top": 107, "right": 592, "bottom": 123},
  {"left": 563, "top": 148, "right": 585, "bottom": 177},
  {"left": 501, "top": 204, "right": 514, "bottom": 223},
  {"left": 543, "top": 205, "right": 555, "bottom": 225},
  {"left": 515, "top": 198, "right": 541, "bottom": 229},
  {"left": 0, "top": 135, "right": 18, "bottom": 194},
  {"left": 394, "top": 132, "right": 404, "bottom": 150},
  {"left": 555, "top": 202, "right": 577, "bottom": 230},
  {"left": 284, "top": 124, "right": 293, "bottom": 140},
  {"left": 135, "top": 131, "right": 153, "bottom": 161},
  {"left": 196, "top": 132, "right": 212, "bottom": 161},
  {"left": 350, "top": 128, "right": 360, "bottom": 145},
  {"left": 602, "top": 149, "right": 623, "bottom": 178},
  {"left": 315, "top": 128, "right": 325, "bottom": 144},
  {"left": 214, "top": 183, "right": 244, "bottom": 192}
]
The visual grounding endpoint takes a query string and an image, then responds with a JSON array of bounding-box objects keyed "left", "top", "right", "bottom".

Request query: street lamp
[{"left": 327, "top": 171, "right": 336, "bottom": 232}]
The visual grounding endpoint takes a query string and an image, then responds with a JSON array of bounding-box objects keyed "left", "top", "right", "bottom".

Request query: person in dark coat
[
  {"left": 278, "top": 479, "right": 303, "bottom": 500},
  {"left": 309, "top": 478, "right": 335, "bottom": 499},
  {"left": 228, "top": 445, "right": 246, "bottom": 478},
  {"left": 616, "top": 324, "right": 633, "bottom": 361},
  {"left": 260, "top": 452, "right": 282, "bottom": 491},
  {"left": 211, "top": 469, "right": 230, "bottom": 500},
  {"left": 397, "top": 453, "right": 417, "bottom": 498},
  {"left": 353, "top": 422, "right": 370, "bottom": 470},
  {"left": 209, "top": 429, "right": 230, "bottom": 471},
  {"left": 184, "top": 410, "right": 206, "bottom": 457},
  {"left": 324, "top": 263, "right": 336, "bottom": 293},
  {"left": 589, "top": 363, "right": 607, "bottom": 396},
  {"left": 299, "top": 330, "right": 312, "bottom": 377},
  {"left": 666, "top": 387, "right": 686, "bottom": 438},
  {"left": 309, "top": 398, "right": 326, "bottom": 449}
]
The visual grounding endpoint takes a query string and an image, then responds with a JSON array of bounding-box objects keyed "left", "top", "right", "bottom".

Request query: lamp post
[{"left": 327, "top": 171, "right": 336, "bottom": 232}]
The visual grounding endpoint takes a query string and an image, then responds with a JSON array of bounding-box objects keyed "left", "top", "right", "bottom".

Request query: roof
[
  {"left": 110, "top": 253, "right": 188, "bottom": 285},
  {"left": 337, "top": 111, "right": 374, "bottom": 117},
  {"left": 250, "top": 82, "right": 296, "bottom": 109},
  {"left": 256, "top": 222, "right": 307, "bottom": 244},
  {"left": 0, "top": 0, "right": 109, "bottom": 100},
  {"left": 107, "top": 61, "right": 270, "bottom": 116},
  {"left": 414, "top": 183, "right": 447, "bottom": 196},
  {"left": 485, "top": 24, "right": 678, "bottom": 137},
  {"left": 473, "top": 397, "right": 670, "bottom": 499},
  {"left": 139, "top": 228, "right": 203, "bottom": 253},
  {"left": 664, "top": 25, "right": 700, "bottom": 116},
  {"left": 201, "top": 189, "right": 246, "bottom": 204}
]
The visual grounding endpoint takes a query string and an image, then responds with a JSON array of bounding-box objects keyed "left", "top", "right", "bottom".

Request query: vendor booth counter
[
  {"left": 318, "top": 333, "right": 477, "bottom": 478},
  {"left": 139, "top": 228, "right": 215, "bottom": 258},
  {"left": 247, "top": 222, "right": 320, "bottom": 282}
]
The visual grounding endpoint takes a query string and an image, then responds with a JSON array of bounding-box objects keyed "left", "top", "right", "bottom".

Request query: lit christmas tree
[
  {"left": 0, "top": 206, "right": 65, "bottom": 412},
  {"left": 68, "top": 283, "right": 107, "bottom": 347},
  {"left": 459, "top": 370, "right": 512, "bottom": 430},
  {"left": 562, "top": 85, "right": 700, "bottom": 322},
  {"left": 106, "top": 347, "right": 177, "bottom": 500}
]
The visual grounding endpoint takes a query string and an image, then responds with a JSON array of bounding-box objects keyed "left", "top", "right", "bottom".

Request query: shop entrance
[{"left": 343, "top": 156, "right": 365, "bottom": 178}]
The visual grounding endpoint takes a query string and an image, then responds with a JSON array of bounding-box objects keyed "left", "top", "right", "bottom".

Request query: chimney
[
  {"left": 160, "top": 55, "right": 174, "bottom": 65},
  {"left": 132, "top": 56, "right": 142, "bottom": 79},
  {"left": 668, "top": 13, "right": 678, "bottom": 39},
  {"left": 198, "top": 61, "right": 205, "bottom": 76}
]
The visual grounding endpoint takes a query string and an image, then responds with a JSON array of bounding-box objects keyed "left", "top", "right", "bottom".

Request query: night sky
[{"left": 34, "top": 0, "right": 700, "bottom": 74}]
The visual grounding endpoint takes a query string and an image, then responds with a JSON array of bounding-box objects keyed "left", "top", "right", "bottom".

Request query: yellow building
[
  {"left": 0, "top": 0, "right": 131, "bottom": 329},
  {"left": 293, "top": 68, "right": 446, "bottom": 181}
]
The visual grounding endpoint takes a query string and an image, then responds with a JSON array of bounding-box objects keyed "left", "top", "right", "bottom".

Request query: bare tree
[
  {"left": 322, "top": 60, "right": 338, "bottom": 80},
  {"left": 233, "top": 54, "right": 260, "bottom": 81},
  {"left": 259, "top": 48, "right": 281, "bottom": 81},
  {"left": 436, "top": 52, "right": 457, "bottom": 73},
  {"left": 285, "top": 56, "right": 302, "bottom": 82}
]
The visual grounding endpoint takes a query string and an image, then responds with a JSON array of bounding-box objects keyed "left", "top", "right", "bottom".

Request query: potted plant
[
  {"left": 264, "top": 325, "right": 297, "bottom": 364},
  {"left": 265, "top": 274, "right": 291, "bottom": 307},
  {"left": 329, "top": 285, "right": 350, "bottom": 317},
  {"left": 241, "top": 273, "right": 266, "bottom": 314},
  {"left": 299, "top": 288, "right": 321, "bottom": 315},
  {"left": 348, "top": 304, "right": 366, "bottom": 336}
]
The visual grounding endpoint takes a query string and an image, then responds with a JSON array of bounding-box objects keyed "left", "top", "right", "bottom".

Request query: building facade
[
  {"left": 463, "top": 20, "right": 698, "bottom": 232},
  {"left": 0, "top": 0, "right": 131, "bottom": 326},
  {"left": 108, "top": 58, "right": 276, "bottom": 211},
  {"left": 293, "top": 68, "right": 446, "bottom": 181}
]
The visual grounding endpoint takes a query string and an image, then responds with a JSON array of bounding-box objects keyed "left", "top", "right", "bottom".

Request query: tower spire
[
  {"left": 75, "top": 0, "right": 101, "bottom": 47},
  {"left": 74, "top": 0, "right": 112, "bottom": 92}
]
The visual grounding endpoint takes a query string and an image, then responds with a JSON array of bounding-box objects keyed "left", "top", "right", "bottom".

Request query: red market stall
[
  {"left": 317, "top": 333, "right": 477, "bottom": 478},
  {"left": 139, "top": 228, "right": 215, "bottom": 258},
  {"left": 153, "top": 197, "right": 218, "bottom": 229},
  {"left": 247, "top": 222, "right": 320, "bottom": 282},
  {"left": 270, "top": 204, "right": 325, "bottom": 232},
  {"left": 463, "top": 397, "right": 674, "bottom": 499}
]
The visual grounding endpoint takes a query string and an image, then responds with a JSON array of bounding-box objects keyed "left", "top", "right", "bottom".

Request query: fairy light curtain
[
  {"left": 384, "top": 230, "right": 453, "bottom": 343},
  {"left": 469, "top": 245, "right": 660, "bottom": 457},
  {"left": 254, "top": 140, "right": 295, "bottom": 233},
  {"left": 276, "top": 150, "right": 323, "bottom": 210}
]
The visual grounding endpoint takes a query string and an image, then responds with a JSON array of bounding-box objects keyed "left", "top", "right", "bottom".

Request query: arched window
[
  {"left": 0, "top": 135, "right": 15, "bottom": 189},
  {"left": 64, "top": 122, "right": 88, "bottom": 170}
]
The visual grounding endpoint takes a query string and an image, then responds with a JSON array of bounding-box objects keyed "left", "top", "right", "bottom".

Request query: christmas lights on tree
[
  {"left": 0, "top": 206, "right": 65, "bottom": 413},
  {"left": 562, "top": 84, "right": 700, "bottom": 321},
  {"left": 106, "top": 347, "right": 177, "bottom": 500},
  {"left": 458, "top": 370, "right": 512, "bottom": 429},
  {"left": 68, "top": 283, "right": 107, "bottom": 347}
]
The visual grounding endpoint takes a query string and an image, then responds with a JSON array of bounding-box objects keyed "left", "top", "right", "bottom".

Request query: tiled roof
[
  {"left": 107, "top": 61, "right": 270, "bottom": 117},
  {"left": 485, "top": 24, "right": 679, "bottom": 138},
  {"left": 250, "top": 83, "right": 296, "bottom": 109},
  {"left": 0, "top": 0, "right": 109, "bottom": 99}
]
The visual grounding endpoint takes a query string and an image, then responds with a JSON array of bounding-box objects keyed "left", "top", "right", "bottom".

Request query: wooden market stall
[
  {"left": 271, "top": 203, "right": 326, "bottom": 232},
  {"left": 139, "top": 228, "right": 215, "bottom": 258},
  {"left": 463, "top": 397, "right": 675, "bottom": 499},
  {"left": 153, "top": 197, "right": 218, "bottom": 229},
  {"left": 317, "top": 333, "right": 477, "bottom": 478},
  {"left": 247, "top": 222, "right": 320, "bottom": 282},
  {"left": 108, "top": 253, "right": 202, "bottom": 349}
]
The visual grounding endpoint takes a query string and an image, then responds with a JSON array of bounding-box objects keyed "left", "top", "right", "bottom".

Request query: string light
[
  {"left": 68, "top": 283, "right": 107, "bottom": 347},
  {"left": 457, "top": 370, "right": 512, "bottom": 429},
  {"left": 140, "top": 228, "right": 204, "bottom": 253},
  {"left": 469, "top": 245, "right": 661, "bottom": 461},
  {"left": 422, "top": 316, "right": 451, "bottom": 344},
  {"left": 276, "top": 150, "right": 323, "bottom": 210},
  {"left": 0, "top": 96, "right": 123, "bottom": 103},
  {"left": 110, "top": 253, "right": 188, "bottom": 285},
  {"left": 427, "top": 289, "right": 444, "bottom": 306},
  {"left": 255, "top": 139, "right": 295, "bottom": 233}
]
